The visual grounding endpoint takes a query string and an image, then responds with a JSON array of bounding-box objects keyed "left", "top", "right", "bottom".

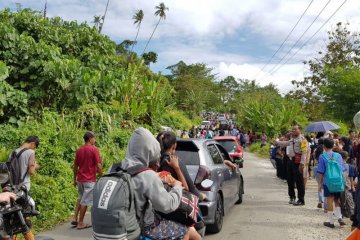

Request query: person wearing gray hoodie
[{"left": 122, "top": 127, "right": 189, "bottom": 240}]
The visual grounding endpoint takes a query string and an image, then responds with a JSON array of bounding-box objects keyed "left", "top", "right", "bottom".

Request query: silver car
[{"left": 176, "top": 139, "right": 244, "bottom": 233}]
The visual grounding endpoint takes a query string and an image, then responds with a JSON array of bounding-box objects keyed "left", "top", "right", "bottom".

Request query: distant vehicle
[
  {"left": 176, "top": 139, "right": 244, "bottom": 233},
  {"left": 200, "top": 121, "right": 211, "bottom": 130},
  {"left": 218, "top": 120, "right": 229, "bottom": 130},
  {"left": 213, "top": 136, "right": 244, "bottom": 168},
  {"left": 160, "top": 126, "right": 172, "bottom": 132},
  {"left": 218, "top": 114, "right": 226, "bottom": 121}
]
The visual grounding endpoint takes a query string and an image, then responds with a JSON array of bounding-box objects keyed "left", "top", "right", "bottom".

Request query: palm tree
[
  {"left": 93, "top": 15, "right": 102, "bottom": 30},
  {"left": 99, "top": 0, "right": 110, "bottom": 33},
  {"left": 43, "top": 0, "right": 47, "bottom": 18},
  {"left": 142, "top": 2, "right": 169, "bottom": 54},
  {"left": 130, "top": 10, "right": 144, "bottom": 53}
]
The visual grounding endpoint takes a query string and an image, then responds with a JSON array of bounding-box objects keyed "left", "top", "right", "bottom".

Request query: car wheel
[
  {"left": 236, "top": 178, "right": 243, "bottom": 204},
  {"left": 207, "top": 193, "right": 224, "bottom": 233}
]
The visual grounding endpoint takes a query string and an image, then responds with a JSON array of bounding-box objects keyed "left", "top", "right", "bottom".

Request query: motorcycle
[{"left": 0, "top": 163, "right": 53, "bottom": 240}]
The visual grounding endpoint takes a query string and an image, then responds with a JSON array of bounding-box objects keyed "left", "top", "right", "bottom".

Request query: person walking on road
[
  {"left": 275, "top": 124, "right": 308, "bottom": 206},
  {"left": 261, "top": 132, "right": 268, "bottom": 147},
  {"left": 317, "top": 138, "right": 346, "bottom": 228},
  {"left": 72, "top": 132, "right": 103, "bottom": 230}
]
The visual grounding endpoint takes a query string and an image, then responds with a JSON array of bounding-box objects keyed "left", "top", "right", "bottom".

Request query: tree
[
  {"left": 0, "top": 61, "right": 28, "bottom": 123},
  {"left": 322, "top": 66, "right": 360, "bottom": 122},
  {"left": 130, "top": 10, "right": 144, "bottom": 53},
  {"left": 43, "top": 0, "right": 47, "bottom": 18},
  {"left": 93, "top": 15, "right": 102, "bottom": 30},
  {"left": 142, "top": 2, "right": 168, "bottom": 54},
  {"left": 142, "top": 51, "right": 158, "bottom": 67},
  {"left": 218, "top": 76, "right": 239, "bottom": 111},
  {"left": 242, "top": 99, "right": 304, "bottom": 137},
  {"left": 99, "top": 0, "right": 110, "bottom": 33},
  {"left": 288, "top": 22, "right": 360, "bottom": 120},
  {"left": 166, "top": 61, "right": 222, "bottom": 115},
  {"left": 117, "top": 40, "right": 136, "bottom": 55}
]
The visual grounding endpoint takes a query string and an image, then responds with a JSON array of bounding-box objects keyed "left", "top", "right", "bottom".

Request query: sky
[{"left": 1, "top": 0, "right": 360, "bottom": 93}]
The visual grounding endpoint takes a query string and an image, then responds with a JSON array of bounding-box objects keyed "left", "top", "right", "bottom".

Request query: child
[
  {"left": 157, "top": 131, "right": 205, "bottom": 201},
  {"left": 340, "top": 151, "right": 356, "bottom": 193},
  {"left": 317, "top": 138, "right": 346, "bottom": 228},
  {"left": 314, "top": 138, "right": 326, "bottom": 210}
]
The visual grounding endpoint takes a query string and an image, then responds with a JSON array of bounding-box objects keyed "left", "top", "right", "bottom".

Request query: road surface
[{"left": 41, "top": 153, "right": 351, "bottom": 240}]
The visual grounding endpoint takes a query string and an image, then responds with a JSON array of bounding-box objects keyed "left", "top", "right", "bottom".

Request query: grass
[{"left": 248, "top": 142, "right": 270, "bottom": 158}]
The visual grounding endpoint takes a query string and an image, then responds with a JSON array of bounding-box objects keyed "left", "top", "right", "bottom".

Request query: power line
[
  {"left": 253, "top": 0, "right": 315, "bottom": 79},
  {"left": 258, "top": 0, "right": 332, "bottom": 81},
  {"left": 268, "top": 0, "right": 347, "bottom": 75}
]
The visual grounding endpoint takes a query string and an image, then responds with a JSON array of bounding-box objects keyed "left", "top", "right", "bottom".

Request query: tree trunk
[
  {"left": 130, "top": 24, "right": 141, "bottom": 53},
  {"left": 99, "top": 0, "right": 110, "bottom": 33},
  {"left": 142, "top": 18, "right": 161, "bottom": 55},
  {"left": 43, "top": 0, "right": 47, "bottom": 18}
]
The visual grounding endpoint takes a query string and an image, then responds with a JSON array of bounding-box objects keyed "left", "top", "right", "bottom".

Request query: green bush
[
  {"left": 158, "top": 109, "right": 195, "bottom": 130},
  {"left": 0, "top": 110, "right": 136, "bottom": 232},
  {"left": 249, "top": 143, "right": 270, "bottom": 158},
  {"left": 331, "top": 119, "right": 350, "bottom": 136}
]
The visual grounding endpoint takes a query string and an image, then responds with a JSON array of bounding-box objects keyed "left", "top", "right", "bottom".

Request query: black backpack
[{"left": 6, "top": 148, "right": 29, "bottom": 185}]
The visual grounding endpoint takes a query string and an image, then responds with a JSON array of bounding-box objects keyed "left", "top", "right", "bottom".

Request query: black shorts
[{"left": 323, "top": 185, "right": 341, "bottom": 199}]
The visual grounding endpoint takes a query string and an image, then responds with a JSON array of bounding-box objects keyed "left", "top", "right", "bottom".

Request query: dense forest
[{"left": 0, "top": 8, "right": 359, "bottom": 231}]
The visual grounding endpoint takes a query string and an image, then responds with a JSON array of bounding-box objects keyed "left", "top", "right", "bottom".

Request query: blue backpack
[
  {"left": 240, "top": 133, "right": 246, "bottom": 144},
  {"left": 271, "top": 147, "right": 278, "bottom": 159},
  {"left": 324, "top": 152, "right": 345, "bottom": 193}
]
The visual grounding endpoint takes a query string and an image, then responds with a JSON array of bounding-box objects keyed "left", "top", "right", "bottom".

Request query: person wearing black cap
[{"left": 72, "top": 132, "right": 103, "bottom": 230}]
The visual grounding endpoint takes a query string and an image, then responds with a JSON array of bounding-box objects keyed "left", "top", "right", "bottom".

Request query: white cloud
[{"left": 218, "top": 62, "right": 307, "bottom": 94}]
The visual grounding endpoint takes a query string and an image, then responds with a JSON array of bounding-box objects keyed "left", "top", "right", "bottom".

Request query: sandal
[{"left": 77, "top": 224, "right": 92, "bottom": 230}]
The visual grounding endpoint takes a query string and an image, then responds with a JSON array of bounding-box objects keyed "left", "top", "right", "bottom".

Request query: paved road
[
  {"left": 41, "top": 153, "right": 350, "bottom": 240},
  {"left": 206, "top": 153, "right": 350, "bottom": 240}
]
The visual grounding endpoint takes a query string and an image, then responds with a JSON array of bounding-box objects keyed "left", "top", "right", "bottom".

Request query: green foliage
[
  {"left": 167, "top": 61, "right": 222, "bottom": 117},
  {"left": 0, "top": 109, "right": 139, "bottom": 232},
  {"left": 289, "top": 22, "right": 360, "bottom": 122},
  {"left": 331, "top": 120, "right": 350, "bottom": 136},
  {"left": 116, "top": 64, "right": 173, "bottom": 125},
  {"left": 158, "top": 109, "right": 196, "bottom": 130},
  {"left": 142, "top": 51, "right": 157, "bottom": 67},
  {"left": 0, "top": 61, "right": 28, "bottom": 122},
  {"left": 0, "top": 8, "right": 193, "bottom": 233},
  {"left": 241, "top": 99, "right": 304, "bottom": 137},
  {"left": 0, "top": 9, "right": 169, "bottom": 121},
  {"left": 322, "top": 66, "right": 360, "bottom": 122},
  {"left": 249, "top": 143, "right": 269, "bottom": 158}
]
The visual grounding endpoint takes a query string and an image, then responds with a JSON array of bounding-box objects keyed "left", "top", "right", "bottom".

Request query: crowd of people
[
  {"left": 176, "top": 125, "right": 262, "bottom": 151},
  {"left": 8, "top": 122, "right": 360, "bottom": 239},
  {"left": 273, "top": 126, "right": 360, "bottom": 233},
  {"left": 72, "top": 128, "right": 235, "bottom": 240}
]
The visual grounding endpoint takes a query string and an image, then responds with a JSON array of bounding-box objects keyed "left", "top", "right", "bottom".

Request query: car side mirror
[{"left": 201, "top": 179, "right": 213, "bottom": 189}]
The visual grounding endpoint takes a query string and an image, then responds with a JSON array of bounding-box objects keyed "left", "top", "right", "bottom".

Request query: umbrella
[{"left": 305, "top": 121, "right": 340, "bottom": 133}]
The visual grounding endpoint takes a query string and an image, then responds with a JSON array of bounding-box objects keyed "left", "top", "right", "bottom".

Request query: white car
[
  {"left": 200, "top": 121, "right": 211, "bottom": 130},
  {"left": 218, "top": 114, "right": 226, "bottom": 121},
  {"left": 160, "top": 126, "right": 172, "bottom": 132}
]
